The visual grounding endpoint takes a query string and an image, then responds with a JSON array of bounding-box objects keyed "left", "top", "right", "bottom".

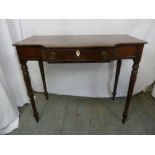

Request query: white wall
[{"left": 18, "top": 19, "right": 155, "bottom": 97}]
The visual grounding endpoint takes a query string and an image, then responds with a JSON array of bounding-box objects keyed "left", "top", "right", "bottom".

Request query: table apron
[{"left": 16, "top": 45, "right": 139, "bottom": 62}]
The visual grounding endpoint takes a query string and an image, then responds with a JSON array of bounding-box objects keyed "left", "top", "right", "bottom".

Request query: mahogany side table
[{"left": 13, "top": 35, "right": 147, "bottom": 123}]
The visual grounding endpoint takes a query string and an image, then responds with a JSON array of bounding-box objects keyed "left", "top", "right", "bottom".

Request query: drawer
[
  {"left": 43, "top": 48, "right": 113, "bottom": 63},
  {"left": 113, "top": 45, "right": 137, "bottom": 59},
  {"left": 16, "top": 46, "right": 43, "bottom": 60}
]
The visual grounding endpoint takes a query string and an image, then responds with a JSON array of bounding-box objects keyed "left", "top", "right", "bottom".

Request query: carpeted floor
[{"left": 8, "top": 92, "right": 155, "bottom": 135}]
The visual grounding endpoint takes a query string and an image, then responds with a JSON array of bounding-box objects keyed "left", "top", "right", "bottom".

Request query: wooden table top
[{"left": 13, "top": 35, "right": 147, "bottom": 48}]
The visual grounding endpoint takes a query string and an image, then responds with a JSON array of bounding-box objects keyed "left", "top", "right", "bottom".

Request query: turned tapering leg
[
  {"left": 122, "top": 59, "right": 140, "bottom": 124},
  {"left": 21, "top": 61, "right": 39, "bottom": 122},
  {"left": 39, "top": 61, "right": 48, "bottom": 100},
  {"left": 112, "top": 60, "right": 122, "bottom": 100}
]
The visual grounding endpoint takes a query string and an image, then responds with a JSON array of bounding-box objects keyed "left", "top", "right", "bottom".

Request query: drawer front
[
  {"left": 43, "top": 48, "right": 112, "bottom": 63},
  {"left": 16, "top": 46, "right": 43, "bottom": 60},
  {"left": 113, "top": 46, "right": 137, "bottom": 59}
]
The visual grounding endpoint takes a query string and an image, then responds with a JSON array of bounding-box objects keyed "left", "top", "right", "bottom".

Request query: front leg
[
  {"left": 122, "top": 59, "right": 140, "bottom": 124},
  {"left": 21, "top": 60, "right": 39, "bottom": 122}
]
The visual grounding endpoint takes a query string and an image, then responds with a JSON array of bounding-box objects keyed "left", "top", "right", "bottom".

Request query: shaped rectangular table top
[{"left": 13, "top": 35, "right": 147, "bottom": 48}]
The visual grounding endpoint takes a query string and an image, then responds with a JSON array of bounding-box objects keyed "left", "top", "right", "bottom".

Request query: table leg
[
  {"left": 21, "top": 61, "right": 39, "bottom": 122},
  {"left": 39, "top": 61, "right": 48, "bottom": 100},
  {"left": 112, "top": 60, "right": 122, "bottom": 100},
  {"left": 122, "top": 59, "right": 139, "bottom": 124}
]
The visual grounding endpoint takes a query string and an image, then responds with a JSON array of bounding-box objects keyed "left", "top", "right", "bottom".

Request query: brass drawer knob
[
  {"left": 102, "top": 51, "right": 107, "bottom": 60},
  {"left": 50, "top": 52, "right": 56, "bottom": 60},
  {"left": 76, "top": 50, "right": 80, "bottom": 57}
]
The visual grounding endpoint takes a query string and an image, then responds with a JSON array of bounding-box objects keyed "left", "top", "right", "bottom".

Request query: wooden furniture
[{"left": 13, "top": 35, "right": 147, "bottom": 124}]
